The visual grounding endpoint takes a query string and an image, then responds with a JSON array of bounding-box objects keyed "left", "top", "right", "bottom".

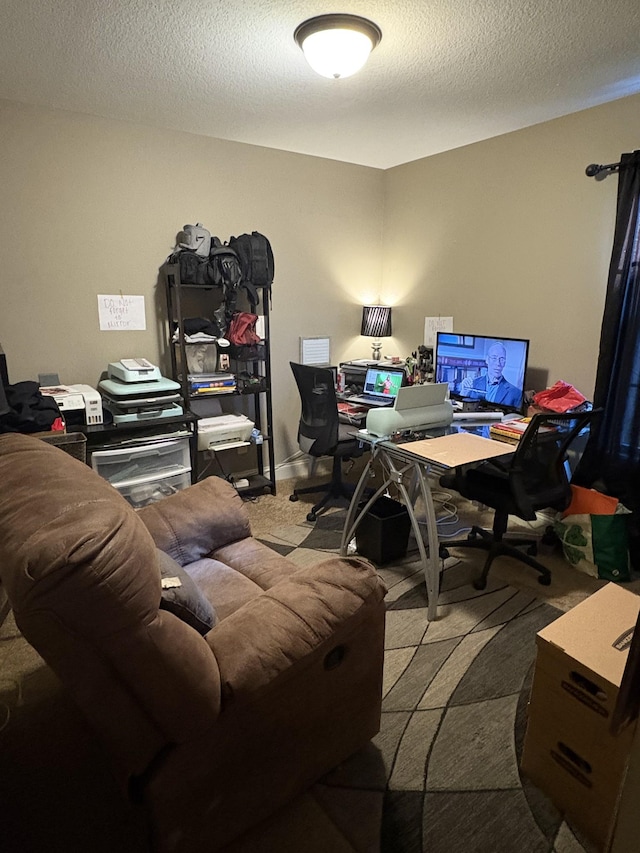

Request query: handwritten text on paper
[
  {"left": 424, "top": 316, "right": 453, "bottom": 347},
  {"left": 98, "top": 295, "right": 146, "bottom": 331}
]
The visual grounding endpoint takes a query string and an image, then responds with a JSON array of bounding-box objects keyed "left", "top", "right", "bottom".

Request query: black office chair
[
  {"left": 439, "top": 409, "right": 601, "bottom": 590},
  {"left": 289, "top": 362, "right": 365, "bottom": 522}
]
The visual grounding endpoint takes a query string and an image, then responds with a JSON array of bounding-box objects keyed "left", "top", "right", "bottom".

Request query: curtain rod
[
  {"left": 585, "top": 151, "right": 640, "bottom": 178},
  {"left": 585, "top": 161, "right": 621, "bottom": 178}
]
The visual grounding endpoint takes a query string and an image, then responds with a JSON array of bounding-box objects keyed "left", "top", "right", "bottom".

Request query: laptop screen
[{"left": 362, "top": 368, "right": 404, "bottom": 400}]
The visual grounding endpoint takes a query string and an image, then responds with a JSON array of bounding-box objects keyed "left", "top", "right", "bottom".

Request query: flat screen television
[{"left": 435, "top": 332, "right": 530, "bottom": 414}]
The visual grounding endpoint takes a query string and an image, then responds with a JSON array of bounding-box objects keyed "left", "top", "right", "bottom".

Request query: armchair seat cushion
[{"left": 183, "top": 557, "right": 267, "bottom": 621}]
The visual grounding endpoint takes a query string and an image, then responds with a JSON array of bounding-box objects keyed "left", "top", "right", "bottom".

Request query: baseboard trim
[{"left": 237, "top": 455, "right": 333, "bottom": 483}]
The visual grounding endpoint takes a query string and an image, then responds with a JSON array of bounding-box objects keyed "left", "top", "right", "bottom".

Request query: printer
[
  {"left": 39, "top": 383, "right": 103, "bottom": 425},
  {"left": 365, "top": 383, "right": 453, "bottom": 437},
  {"left": 99, "top": 360, "right": 183, "bottom": 423},
  {"left": 197, "top": 414, "right": 254, "bottom": 451}
]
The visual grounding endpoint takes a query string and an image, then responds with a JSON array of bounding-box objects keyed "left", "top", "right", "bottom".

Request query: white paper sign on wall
[
  {"left": 98, "top": 294, "right": 146, "bottom": 331},
  {"left": 424, "top": 316, "right": 453, "bottom": 347},
  {"left": 300, "top": 336, "right": 331, "bottom": 365}
]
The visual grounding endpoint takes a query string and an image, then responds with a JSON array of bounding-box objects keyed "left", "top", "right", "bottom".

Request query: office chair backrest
[
  {"left": 514, "top": 409, "right": 601, "bottom": 509},
  {"left": 290, "top": 362, "right": 340, "bottom": 457}
]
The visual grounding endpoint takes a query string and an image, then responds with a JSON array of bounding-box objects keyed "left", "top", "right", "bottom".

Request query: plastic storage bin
[
  {"left": 91, "top": 437, "right": 190, "bottom": 485},
  {"left": 355, "top": 496, "right": 411, "bottom": 564},
  {"left": 117, "top": 471, "right": 192, "bottom": 508}
]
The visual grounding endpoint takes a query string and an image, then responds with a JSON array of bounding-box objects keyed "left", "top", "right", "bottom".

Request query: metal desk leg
[
  {"left": 340, "top": 452, "right": 389, "bottom": 556},
  {"left": 383, "top": 457, "right": 438, "bottom": 621},
  {"left": 341, "top": 456, "right": 374, "bottom": 555},
  {"left": 416, "top": 462, "right": 441, "bottom": 621},
  {"left": 340, "top": 447, "right": 441, "bottom": 620}
]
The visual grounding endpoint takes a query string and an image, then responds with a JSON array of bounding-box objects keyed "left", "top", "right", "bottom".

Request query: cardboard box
[{"left": 521, "top": 583, "right": 640, "bottom": 850}]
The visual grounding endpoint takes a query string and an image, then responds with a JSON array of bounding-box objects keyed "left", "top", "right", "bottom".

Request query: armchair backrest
[
  {"left": 290, "top": 362, "right": 339, "bottom": 457},
  {"left": 512, "top": 409, "right": 602, "bottom": 511}
]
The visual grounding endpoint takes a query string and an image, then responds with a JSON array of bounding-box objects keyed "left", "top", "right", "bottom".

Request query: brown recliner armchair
[{"left": 0, "top": 434, "right": 386, "bottom": 852}]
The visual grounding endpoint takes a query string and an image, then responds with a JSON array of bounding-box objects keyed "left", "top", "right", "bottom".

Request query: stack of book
[
  {"left": 188, "top": 373, "right": 236, "bottom": 395},
  {"left": 489, "top": 417, "right": 556, "bottom": 444},
  {"left": 490, "top": 419, "right": 530, "bottom": 444}
]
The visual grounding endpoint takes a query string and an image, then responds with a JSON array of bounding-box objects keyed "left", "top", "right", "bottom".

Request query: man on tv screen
[{"left": 460, "top": 341, "right": 521, "bottom": 408}]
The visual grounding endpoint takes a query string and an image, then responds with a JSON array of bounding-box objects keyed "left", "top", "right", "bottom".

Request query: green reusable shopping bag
[{"left": 554, "top": 497, "right": 632, "bottom": 582}]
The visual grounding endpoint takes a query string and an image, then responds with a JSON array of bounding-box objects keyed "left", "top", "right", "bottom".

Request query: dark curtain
[{"left": 574, "top": 150, "right": 640, "bottom": 518}]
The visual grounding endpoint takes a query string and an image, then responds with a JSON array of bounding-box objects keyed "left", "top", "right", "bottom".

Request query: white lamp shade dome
[{"left": 294, "top": 15, "right": 382, "bottom": 80}]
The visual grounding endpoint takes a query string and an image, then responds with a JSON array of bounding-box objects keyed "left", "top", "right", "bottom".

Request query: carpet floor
[{"left": 254, "top": 504, "right": 602, "bottom": 853}]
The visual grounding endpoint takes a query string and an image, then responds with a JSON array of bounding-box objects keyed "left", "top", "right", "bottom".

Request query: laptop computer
[
  {"left": 393, "top": 382, "right": 448, "bottom": 411},
  {"left": 348, "top": 367, "right": 404, "bottom": 407}
]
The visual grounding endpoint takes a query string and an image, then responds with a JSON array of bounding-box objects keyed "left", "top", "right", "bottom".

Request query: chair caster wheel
[
  {"left": 472, "top": 578, "right": 487, "bottom": 591},
  {"left": 439, "top": 545, "right": 450, "bottom": 560},
  {"left": 307, "top": 512, "right": 317, "bottom": 522},
  {"left": 289, "top": 494, "right": 299, "bottom": 503},
  {"left": 538, "top": 575, "right": 552, "bottom": 586}
]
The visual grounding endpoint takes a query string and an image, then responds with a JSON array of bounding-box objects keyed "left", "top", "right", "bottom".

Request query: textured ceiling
[{"left": 1, "top": 0, "right": 640, "bottom": 169}]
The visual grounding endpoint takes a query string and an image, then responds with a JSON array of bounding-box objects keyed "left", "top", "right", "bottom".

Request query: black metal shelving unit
[{"left": 164, "top": 263, "right": 276, "bottom": 496}]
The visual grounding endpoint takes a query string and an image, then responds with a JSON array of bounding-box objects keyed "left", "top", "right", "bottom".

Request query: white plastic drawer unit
[
  {"left": 117, "top": 471, "right": 192, "bottom": 508},
  {"left": 91, "top": 437, "right": 191, "bottom": 488}
]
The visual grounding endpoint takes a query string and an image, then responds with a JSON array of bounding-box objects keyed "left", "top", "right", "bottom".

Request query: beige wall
[
  {"left": 383, "top": 93, "right": 640, "bottom": 398},
  {"left": 0, "top": 100, "right": 384, "bottom": 468},
  {"left": 2, "top": 93, "right": 640, "bottom": 469}
]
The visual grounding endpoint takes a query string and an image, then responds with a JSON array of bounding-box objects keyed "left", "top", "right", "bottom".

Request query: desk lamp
[{"left": 361, "top": 305, "right": 392, "bottom": 361}]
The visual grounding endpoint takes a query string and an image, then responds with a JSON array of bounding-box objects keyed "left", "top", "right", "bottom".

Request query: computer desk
[{"left": 340, "top": 425, "right": 514, "bottom": 621}]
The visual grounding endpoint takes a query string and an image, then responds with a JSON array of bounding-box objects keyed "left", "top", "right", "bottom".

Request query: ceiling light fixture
[{"left": 294, "top": 14, "right": 382, "bottom": 80}]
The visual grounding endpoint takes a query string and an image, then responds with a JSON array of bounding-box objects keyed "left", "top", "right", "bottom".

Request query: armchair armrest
[
  {"left": 138, "top": 477, "right": 251, "bottom": 565},
  {"left": 206, "top": 555, "right": 386, "bottom": 702}
]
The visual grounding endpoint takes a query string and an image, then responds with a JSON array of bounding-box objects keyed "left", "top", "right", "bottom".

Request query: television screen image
[{"left": 435, "top": 333, "right": 530, "bottom": 413}]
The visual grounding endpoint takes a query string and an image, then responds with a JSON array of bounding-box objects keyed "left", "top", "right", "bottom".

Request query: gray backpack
[{"left": 176, "top": 223, "right": 211, "bottom": 257}]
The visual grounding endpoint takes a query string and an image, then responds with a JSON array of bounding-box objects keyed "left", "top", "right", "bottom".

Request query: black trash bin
[{"left": 355, "top": 495, "right": 411, "bottom": 564}]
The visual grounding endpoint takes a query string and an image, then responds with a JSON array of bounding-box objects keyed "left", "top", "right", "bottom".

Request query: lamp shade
[
  {"left": 294, "top": 14, "right": 382, "bottom": 79},
  {"left": 361, "top": 305, "right": 392, "bottom": 339}
]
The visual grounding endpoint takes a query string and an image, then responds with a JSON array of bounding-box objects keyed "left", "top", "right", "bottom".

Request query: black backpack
[
  {"left": 229, "top": 232, "right": 274, "bottom": 289},
  {"left": 168, "top": 250, "right": 217, "bottom": 287},
  {"left": 209, "top": 238, "right": 242, "bottom": 288}
]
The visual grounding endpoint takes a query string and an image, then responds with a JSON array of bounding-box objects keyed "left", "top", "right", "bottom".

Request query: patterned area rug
[{"left": 258, "top": 511, "right": 598, "bottom": 853}]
